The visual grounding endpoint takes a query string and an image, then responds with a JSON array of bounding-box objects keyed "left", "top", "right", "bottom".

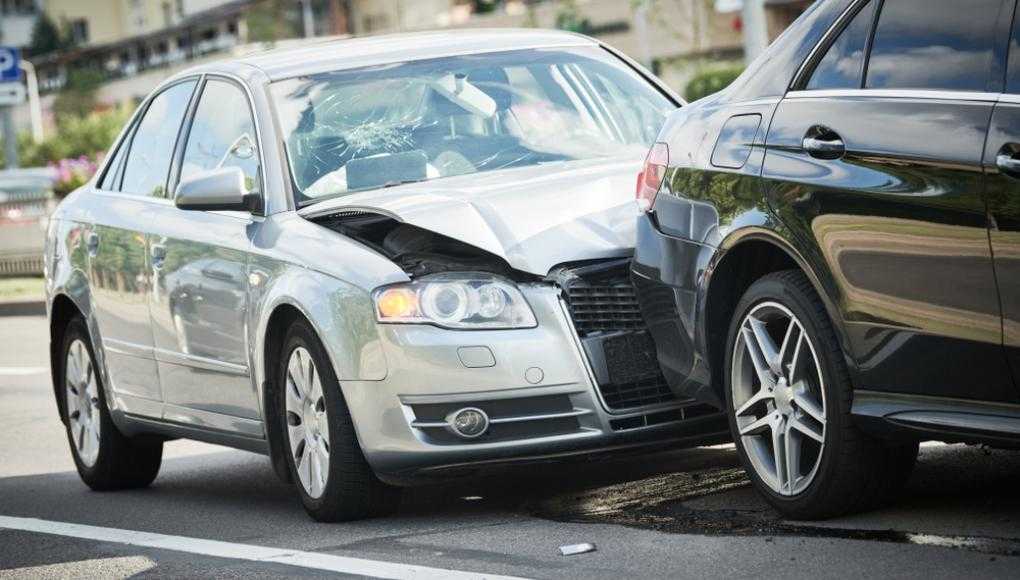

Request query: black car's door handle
[
  {"left": 802, "top": 126, "right": 845, "bottom": 160},
  {"left": 995, "top": 146, "right": 1020, "bottom": 179}
]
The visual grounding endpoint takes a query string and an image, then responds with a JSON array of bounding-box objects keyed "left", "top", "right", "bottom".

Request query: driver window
[{"left": 179, "top": 79, "right": 261, "bottom": 196}]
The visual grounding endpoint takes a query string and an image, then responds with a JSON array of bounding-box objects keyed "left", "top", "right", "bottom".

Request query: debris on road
[{"left": 558, "top": 543, "right": 597, "bottom": 556}]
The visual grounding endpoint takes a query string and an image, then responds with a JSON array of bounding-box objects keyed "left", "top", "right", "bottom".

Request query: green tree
[
  {"left": 684, "top": 66, "right": 744, "bottom": 102},
  {"left": 26, "top": 13, "right": 69, "bottom": 57},
  {"left": 52, "top": 69, "right": 106, "bottom": 121},
  {"left": 246, "top": 0, "right": 301, "bottom": 43}
]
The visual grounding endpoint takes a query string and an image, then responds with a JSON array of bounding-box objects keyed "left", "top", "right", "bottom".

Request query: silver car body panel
[{"left": 45, "top": 30, "right": 723, "bottom": 483}]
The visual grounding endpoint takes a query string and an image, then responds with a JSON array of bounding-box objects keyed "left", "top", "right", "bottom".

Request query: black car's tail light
[{"left": 636, "top": 142, "right": 669, "bottom": 212}]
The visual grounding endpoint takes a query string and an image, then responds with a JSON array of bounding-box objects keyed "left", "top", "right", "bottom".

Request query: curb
[{"left": 0, "top": 299, "right": 45, "bottom": 317}]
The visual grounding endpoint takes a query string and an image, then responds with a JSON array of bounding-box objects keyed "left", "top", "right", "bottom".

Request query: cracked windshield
[{"left": 270, "top": 47, "right": 675, "bottom": 206}]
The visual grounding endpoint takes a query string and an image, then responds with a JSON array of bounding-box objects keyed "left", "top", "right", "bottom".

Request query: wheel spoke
[
  {"left": 741, "top": 324, "right": 775, "bottom": 389},
  {"left": 287, "top": 420, "right": 305, "bottom": 456},
  {"left": 287, "top": 352, "right": 306, "bottom": 397},
  {"left": 738, "top": 413, "right": 774, "bottom": 437},
  {"left": 772, "top": 418, "right": 787, "bottom": 492},
  {"left": 77, "top": 422, "right": 86, "bottom": 451},
  {"left": 792, "top": 382, "right": 825, "bottom": 425},
  {"left": 735, "top": 385, "right": 773, "bottom": 419},
  {"left": 748, "top": 316, "right": 782, "bottom": 376},
  {"left": 789, "top": 415, "right": 824, "bottom": 443},
  {"left": 295, "top": 440, "right": 311, "bottom": 486},
  {"left": 784, "top": 422, "right": 801, "bottom": 493},
  {"left": 788, "top": 333, "right": 805, "bottom": 383}
]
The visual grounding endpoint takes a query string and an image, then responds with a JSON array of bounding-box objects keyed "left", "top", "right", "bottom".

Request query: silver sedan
[{"left": 44, "top": 29, "right": 728, "bottom": 521}]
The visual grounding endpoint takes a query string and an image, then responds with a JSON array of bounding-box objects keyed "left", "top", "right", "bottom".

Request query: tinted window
[
  {"left": 806, "top": 0, "right": 875, "bottom": 90},
  {"left": 120, "top": 80, "right": 196, "bottom": 197},
  {"left": 865, "top": 0, "right": 1005, "bottom": 91},
  {"left": 179, "top": 80, "right": 261, "bottom": 195},
  {"left": 1007, "top": 6, "right": 1020, "bottom": 94}
]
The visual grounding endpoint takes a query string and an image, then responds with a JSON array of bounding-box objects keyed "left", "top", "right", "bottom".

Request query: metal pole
[
  {"left": 19, "top": 60, "right": 43, "bottom": 142},
  {"left": 635, "top": 1, "right": 653, "bottom": 70},
  {"left": 1, "top": 106, "right": 18, "bottom": 169},
  {"left": 742, "top": 0, "right": 769, "bottom": 63},
  {"left": 301, "top": 0, "right": 315, "bottom": 38}
]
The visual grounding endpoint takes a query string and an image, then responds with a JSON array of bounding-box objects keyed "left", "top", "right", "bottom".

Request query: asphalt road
[{"left": 1, "top": 313, "right": 1018, "bottom": 579}]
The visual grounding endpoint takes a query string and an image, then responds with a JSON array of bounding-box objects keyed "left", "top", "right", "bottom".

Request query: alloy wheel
[
  {"left": 731, "top": 301, "right": 827, "bottom": 496},
  {"left": 284, "top": 346, "right": 330, "bottom": 499},
  {"left": 65, "top": 339, "right": 101, "bottom": 467}
]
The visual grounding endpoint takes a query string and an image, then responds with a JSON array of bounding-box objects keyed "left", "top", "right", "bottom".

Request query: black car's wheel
[
  {"left": 724, "top": 270, "right": 917, "bottom": 519},
  {"left": 277, "top": 318, "right": 400, "bottom": 522},
  {"left": 60, "top": 316, "right": 163, "bottom": 490}
]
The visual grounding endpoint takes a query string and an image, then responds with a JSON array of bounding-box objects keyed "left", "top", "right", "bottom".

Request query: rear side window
[
  {"left": 97, "top": 135, "right": 129, "bottom": 191},
  {"left": 120, "top": 80, "right": 197, "bottom": 197},
  {"left": 806, "top": 0, "right": 875, "bottom": 90},
  {"left": 865, "top": 0, "right": 1006, "bottom": 92}
]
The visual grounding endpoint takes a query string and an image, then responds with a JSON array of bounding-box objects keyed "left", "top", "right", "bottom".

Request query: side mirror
[{"left": 174, "top": 167, "right": 262, "bottom": 214}]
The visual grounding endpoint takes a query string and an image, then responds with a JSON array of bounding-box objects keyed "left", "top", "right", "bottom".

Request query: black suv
[{"left": 632, "top": 0, "right": 1020, "bottom": 519}]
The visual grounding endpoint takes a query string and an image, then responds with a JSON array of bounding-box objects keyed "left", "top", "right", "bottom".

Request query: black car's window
[
  {"left": 120, "top": 80, "right": 196, "bottom": 197},
  {"left": 1007, "top": 4, "right": 1020, "bottom": 93},
  {"left": 806, "top": 0, "right": 875, "bottom": 90},
  {"left": 865, "top": 0, "right": 1005, "bottom": 92},
  {"left": 179, "top": 79, "right": 261, "bottom": 196}
]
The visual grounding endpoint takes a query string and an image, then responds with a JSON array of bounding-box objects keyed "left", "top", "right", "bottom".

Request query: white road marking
[
  {"left": 0, "top": 516, "right": 531, "bottom": 580},
  {"left": 0, "top": 366, "right": 47, "bottom": 376}
]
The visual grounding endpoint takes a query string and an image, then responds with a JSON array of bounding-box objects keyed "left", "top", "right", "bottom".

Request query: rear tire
[
  {"left": 60, "top": 316, "right": 163, "bottom": 491},
  {"left": 277, "top": 318, "right": 401, "bottom": 522},
  {"left": 724, "top": 270, "right": 918, "bottom": 519}
]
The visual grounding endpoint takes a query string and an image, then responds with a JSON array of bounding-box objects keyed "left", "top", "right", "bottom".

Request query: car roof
[{"left": 181, "top": 28, "right": 598, "bottom": 82}]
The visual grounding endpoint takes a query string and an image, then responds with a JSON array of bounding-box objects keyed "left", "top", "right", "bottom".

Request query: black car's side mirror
[{"left": 174, "top": 167, "right": 262, "bottom": 214}]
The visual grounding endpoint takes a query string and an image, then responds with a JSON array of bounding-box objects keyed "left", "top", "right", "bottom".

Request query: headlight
[{"left": 373, "top": 273, "right": 537, "bottom": 329}]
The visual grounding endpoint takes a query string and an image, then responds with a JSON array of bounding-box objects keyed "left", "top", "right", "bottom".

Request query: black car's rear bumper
[{"left": 630, "top": 213, "right": 721, "bottom": 409}]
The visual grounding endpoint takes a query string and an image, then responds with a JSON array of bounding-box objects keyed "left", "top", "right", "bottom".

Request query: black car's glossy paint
[{"left": 632, "top": 0, "right": 1020, "bottom": 445}]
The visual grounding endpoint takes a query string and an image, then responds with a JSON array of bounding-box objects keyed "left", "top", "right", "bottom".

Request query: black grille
[
  {"left": 566, "top": 284, "right": 644, "bottom": 335},
  {"left": 560, "top": 261, "right": 679, "bottom": 412}
]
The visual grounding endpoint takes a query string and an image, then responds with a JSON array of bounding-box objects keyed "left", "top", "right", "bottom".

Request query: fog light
[{"left": 448, "top": 407, "right": 489, "bottom": 439}]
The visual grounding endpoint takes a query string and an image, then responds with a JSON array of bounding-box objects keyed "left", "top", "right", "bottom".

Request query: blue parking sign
[{"left": 0, "top": 46, "right": 21, "bottom": 83}]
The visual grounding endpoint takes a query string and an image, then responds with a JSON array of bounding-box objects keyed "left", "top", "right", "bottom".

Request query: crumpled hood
[{"left": 299, "top": 157, "right": 643, "bottom": 276}]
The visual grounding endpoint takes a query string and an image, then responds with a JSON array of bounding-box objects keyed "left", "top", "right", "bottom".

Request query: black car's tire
[
  {"left": 724, "top": 270, "right": 918, "bottom": 519},
  {"left": 60, "top": 316, "right": 163, "bottom": 491},
  {"left": 277, "top": 318, "right": 401, "bottom": 522}
]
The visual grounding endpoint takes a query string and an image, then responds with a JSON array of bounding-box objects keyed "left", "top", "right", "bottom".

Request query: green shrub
[
  {"left": 17, "top": 106, "right": 131, "bottom": 167},
  {"left": 684, "top": 66, "right": 745, "bottom": 102}
]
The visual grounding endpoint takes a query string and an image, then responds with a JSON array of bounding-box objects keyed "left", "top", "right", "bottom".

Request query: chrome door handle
[
  {"left": 996, "top": 149, "right": 1020, "bottom": 179},
  {"left": 802, "top": 126, "right": 845, "bottom": 160},
  {"left": 86, "top": 232, "right": 99, "bottom": 256}
]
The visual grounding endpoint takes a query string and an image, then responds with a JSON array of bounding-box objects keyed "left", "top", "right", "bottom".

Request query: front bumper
[{"left": 341, "top": 283, "right": 727, "bottom": 484}]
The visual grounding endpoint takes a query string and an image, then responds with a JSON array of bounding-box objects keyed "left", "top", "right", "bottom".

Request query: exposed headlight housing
[{"left": 373, "top": 273, "right": 537, "bottom": 329}]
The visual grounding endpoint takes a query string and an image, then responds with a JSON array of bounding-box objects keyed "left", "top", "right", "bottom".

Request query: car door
[
  {"left": 147, "top": 76, "right": 262, "bottom": 434},
  {"left": 88, "top": 79, "right": 198, "bottom": 416},
  {"left": 983, "top": 9, "right": 1020, "bottom": 398},
  {"left": 763, "top": 0, "right": 1018, "bottom": 403}
]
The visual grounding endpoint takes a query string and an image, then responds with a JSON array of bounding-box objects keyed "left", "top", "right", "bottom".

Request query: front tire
[
  {"left": 724, "top": 270, "right": 917, "bottom": 519},
  {"left": 60, "top": 316, "right": 163, "bottom": 490},
  {"left": 277, "top": 319, "right": 400, "bottom": 522}
]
